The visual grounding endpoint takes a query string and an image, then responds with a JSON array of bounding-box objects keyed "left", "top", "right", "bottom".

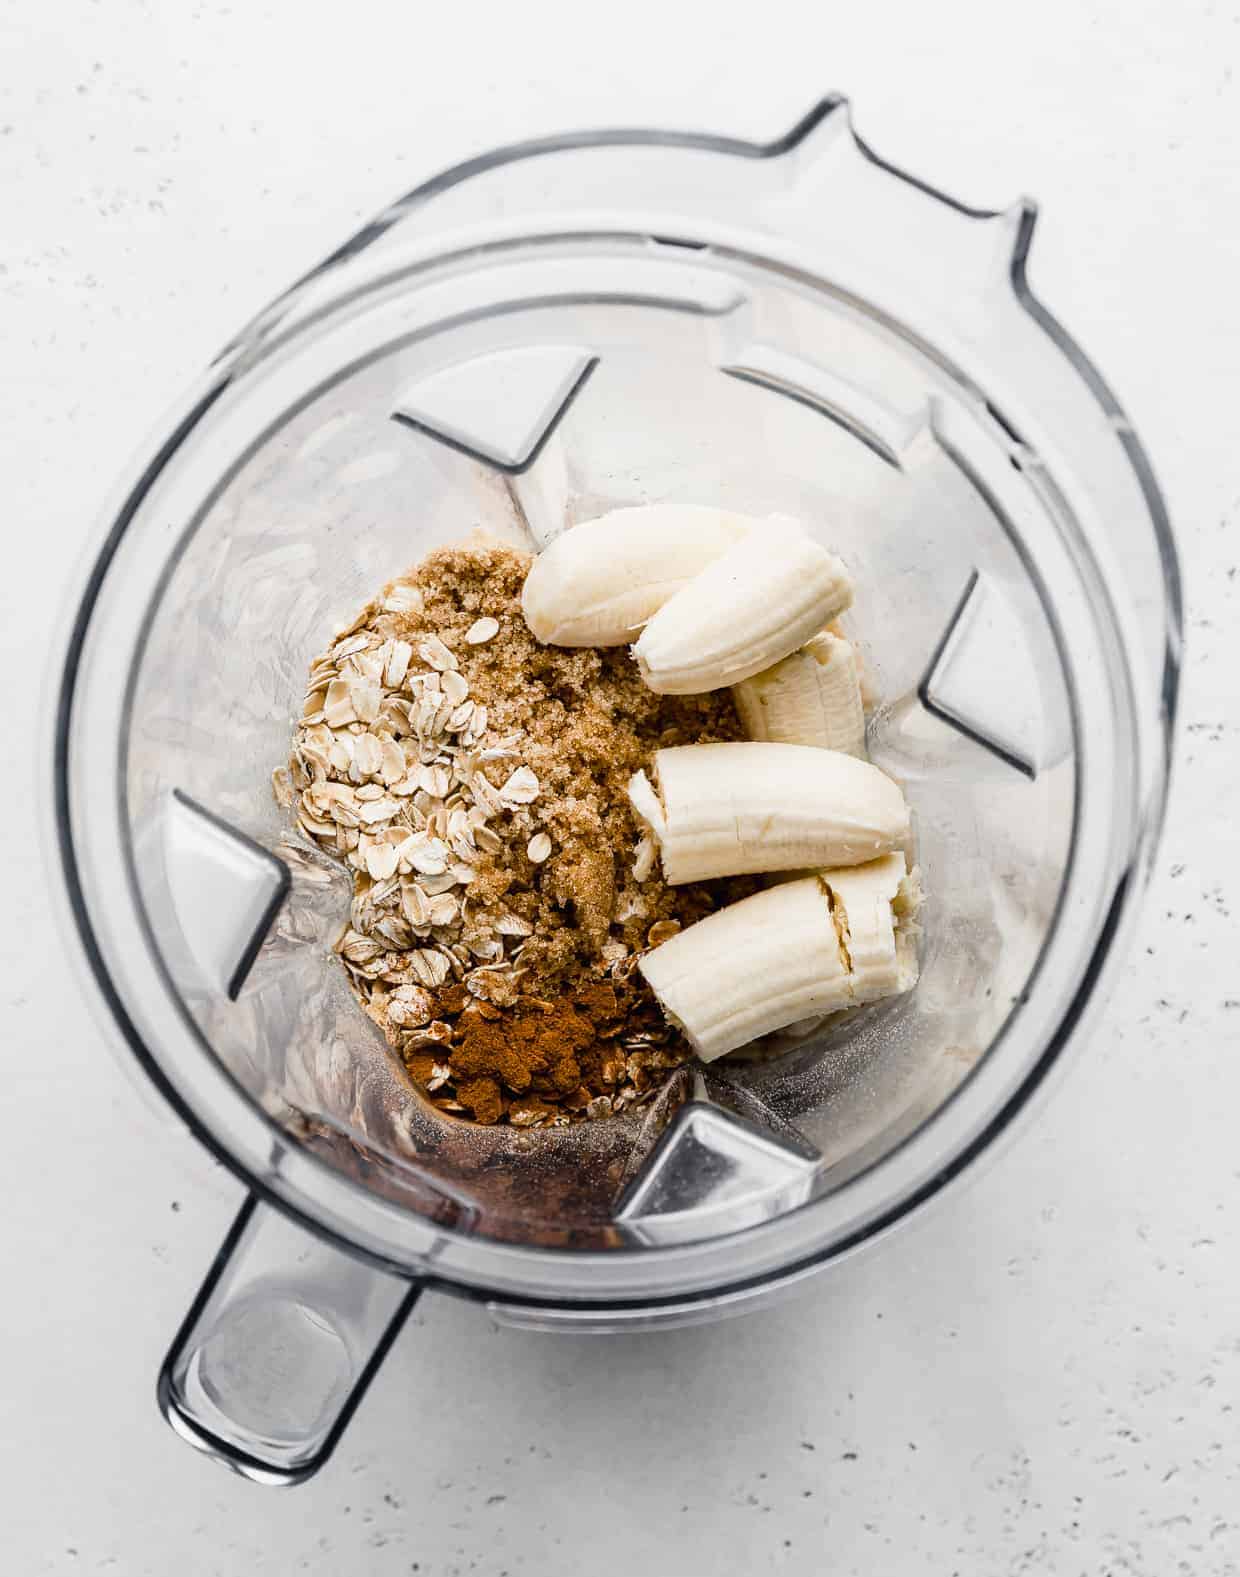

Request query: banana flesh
[
  {"left": 826, "top": 853, "right": 921, "bottom": 1003},
  {"left": 627, "top": 741, "right": 910, "bottom": 885},
  {"left": 632, "top": 517, "right": 854, "bottom": 694},
  {"left": 732, "top": 631, "right": 866, "bottom": 757},
  {"left": 520, "top": 504, "right": 751, "bottom": 646},
  {"left": 638, "top": 853, "right": 920, "bottom": 1062}
]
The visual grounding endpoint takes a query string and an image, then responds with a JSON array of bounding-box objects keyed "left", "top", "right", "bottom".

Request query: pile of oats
[
  {"left": 275, "top": 591, "right": 538, "bottom": 1002},
  {"left": 273, "top": 539, "right": 758, "bottom": 1126}
]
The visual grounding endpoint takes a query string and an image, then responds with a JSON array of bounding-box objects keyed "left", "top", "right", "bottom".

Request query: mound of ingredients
[{"left": 274, "top": 506, "right": 921, "bottom": 1128}]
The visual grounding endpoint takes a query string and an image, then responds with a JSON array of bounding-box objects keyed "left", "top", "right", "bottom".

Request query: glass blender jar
[{"left": 50, "top": 99, "right": 1180, "bottom": 1483}]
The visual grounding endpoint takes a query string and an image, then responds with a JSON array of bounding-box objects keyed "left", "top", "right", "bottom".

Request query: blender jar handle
[{"left": 158, "top": 1194, "right": 421, "bottom": 1484}]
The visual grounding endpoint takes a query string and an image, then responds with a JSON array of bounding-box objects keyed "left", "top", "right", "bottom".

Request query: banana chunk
[
  {"left": 632, "top": 517, "right": 853, "bottom": 693},
  {"left": 639, "top": 853, "right": 920, "bottom": 1062},
  {"left": 521, "top": 504, "right": 752, "bottom": 646},
  {"left": 627, "top": 741, "right": 909, "bottom": 885},
  {"left": 639, "top": 877, "right": 851, "bottom": 1062},
  {"left": 733, "top": 631, "right": 866, "bottom": 756}
]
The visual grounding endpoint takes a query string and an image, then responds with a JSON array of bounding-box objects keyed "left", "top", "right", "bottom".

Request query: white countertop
[{"left": 3, "top": 1, "right": 1237, "bottom": 1571}]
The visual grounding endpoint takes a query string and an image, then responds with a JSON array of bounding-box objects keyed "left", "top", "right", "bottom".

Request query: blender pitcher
[{"left": 50, "top": 99, "right": 1181, "bottom": 1484}]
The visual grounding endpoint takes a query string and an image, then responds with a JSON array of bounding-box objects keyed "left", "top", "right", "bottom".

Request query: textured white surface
[{"left": 3, "top": 1, "right": 1238, "bottom": 1571}]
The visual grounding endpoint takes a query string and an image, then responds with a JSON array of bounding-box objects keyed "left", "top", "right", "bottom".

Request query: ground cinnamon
[{"left": 400, "top": 968, "right": 691, "bottom": 1125}]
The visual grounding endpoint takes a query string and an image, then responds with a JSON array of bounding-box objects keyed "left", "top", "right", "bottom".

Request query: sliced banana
[
  {"left": 632, "top": 517, "right": 853, "bottom": 694},
  {"left": 520, "top": 504, "right": 752, "bottom": 646},
  {"left": 639, "top": 853, "right": 920, "bottom": 1061},
  {"left": 638, "top": 876, "right": 852, "bottom": 1062},
  {"left": 733, "top": 631, "right": 866, "bottom": 757},
  {"left": 627, "top": 741, "right": 909, "bottom": 885}
]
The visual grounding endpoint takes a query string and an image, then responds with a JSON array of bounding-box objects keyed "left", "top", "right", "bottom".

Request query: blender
[{"left": 49, "top": 98, "right": 1181, "bottom": 1483}]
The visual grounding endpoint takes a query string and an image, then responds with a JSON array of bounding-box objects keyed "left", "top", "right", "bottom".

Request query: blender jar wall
[{"left": 114, "top": 280, "right": 1069, "bottom": 1241}]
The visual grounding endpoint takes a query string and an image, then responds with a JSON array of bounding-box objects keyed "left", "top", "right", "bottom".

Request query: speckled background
[{"left": 3, "top": 2, "right": 1237, "bottom": 1572}]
